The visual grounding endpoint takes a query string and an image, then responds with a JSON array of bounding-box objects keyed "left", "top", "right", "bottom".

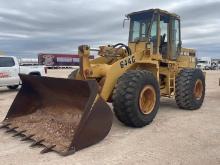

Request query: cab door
[
  {"left": 0, "top": 57, "right": 19, "bottom": 86},
  {"left": 170, "top": 18, "right": 181, "bottom": 60}
]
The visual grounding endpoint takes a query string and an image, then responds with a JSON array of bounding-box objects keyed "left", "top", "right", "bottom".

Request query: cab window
[
  {"left": 129, "top": 13, "right": 153, "bottom": 42},
  {"left": 159, "top": 15, "right": 169, "bottom": 57},
  {"left": 170, "top": 18, "right": 181, "bottom": 59},
  {"left": 0, "top": 57, "right": 15, "bottom": 67}
]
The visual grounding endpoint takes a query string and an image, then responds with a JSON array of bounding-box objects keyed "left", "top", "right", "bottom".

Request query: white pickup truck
[{"left": 0, "top": 56, "right": 46, "bottom": 90}]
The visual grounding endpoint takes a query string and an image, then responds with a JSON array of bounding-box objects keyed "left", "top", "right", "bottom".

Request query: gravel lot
[{"left": 0, "top": 69, "right": 220, "bottom": 165}]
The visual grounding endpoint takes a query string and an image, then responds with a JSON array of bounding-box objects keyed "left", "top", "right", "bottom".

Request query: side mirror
[{"left": 123, "top": 18, "right": 129, "bottom": 28}]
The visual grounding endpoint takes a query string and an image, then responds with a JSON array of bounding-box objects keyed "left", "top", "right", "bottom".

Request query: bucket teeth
[
  {"left": 40, "top": 145, "right": 56, "bottom": 154},
  {"left": 12, "top": 130, "right": 26, "bottom": 137},
  {"left": 6, "top": 127, "right": 18, "bottom": 132},
  {"left": 21, "top": 134, "right": 34, "bottom": 141},
  {"left": 30, "top": 139, "right": 45, "bottom": 147},
  {"left": 0, "top": 123, "right": 11, "bottom": 129}
]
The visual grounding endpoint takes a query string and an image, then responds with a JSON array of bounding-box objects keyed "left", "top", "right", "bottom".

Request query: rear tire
[
  {"left": 175, "top": 68, "right": 205, "bottom": 110},
  {"left": 68, "top": 69, "right": 79, "bottom": 79},
  {"left": 112, "top": 70, "right": 160, "bottom": 127},
  {"left": 7, "top": 85, "right": 19, "bottom": 90}
]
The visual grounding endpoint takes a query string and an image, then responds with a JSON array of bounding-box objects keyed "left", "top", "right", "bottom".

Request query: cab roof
[{"left": 127, "top": 8, "right": 180, "bottom": 19}]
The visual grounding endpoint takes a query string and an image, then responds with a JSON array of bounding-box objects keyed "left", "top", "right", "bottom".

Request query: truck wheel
[
  {"left": 7, "top": 85, "right": 19, "bottom": 90},
  {"left": 68, "top": 69, "right": 79, "bottom": 79},
  {"left": 112, "top": 70, "right": 160, "bottom": 127},
  {"left": 175, "top": 68, "right": 205, "bottom": 110},
  {"left": 29, "top": 72, "right": 41, "bottom": 76}
]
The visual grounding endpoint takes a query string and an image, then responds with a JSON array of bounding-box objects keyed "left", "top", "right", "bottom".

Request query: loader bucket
[{"left": 0, "top": 74, "right": 113, "bottom": 156}]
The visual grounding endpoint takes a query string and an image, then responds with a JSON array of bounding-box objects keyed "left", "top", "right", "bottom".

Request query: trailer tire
[
  {"left": 175, "top": 68, "right": 205, "bottom": 110},
  {"left": 112, "top": 70, "right": 160, "bottom": 127}
]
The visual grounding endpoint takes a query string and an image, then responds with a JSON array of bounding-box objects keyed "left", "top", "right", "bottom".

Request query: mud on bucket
[{"left": 1, "top": 74, "right": 113, "bottom": 155}]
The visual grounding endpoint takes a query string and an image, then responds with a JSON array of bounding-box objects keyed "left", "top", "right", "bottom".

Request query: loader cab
[{"left": 128, "top": 9, "right": 182, "bottom": 60}]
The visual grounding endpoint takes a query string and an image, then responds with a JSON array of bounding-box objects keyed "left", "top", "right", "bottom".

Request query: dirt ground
[{"left": 0, "top": 69, "right": 220, "bottom": 165}]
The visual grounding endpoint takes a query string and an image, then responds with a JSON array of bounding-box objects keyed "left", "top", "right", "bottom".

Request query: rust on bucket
[{"left": 1, "top": 74, "right": 113, "bottom": 155}]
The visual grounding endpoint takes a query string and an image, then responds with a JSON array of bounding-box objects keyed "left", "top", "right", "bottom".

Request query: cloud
[{"left": 0, "top": 0, "right": 219, "bottom": 58}]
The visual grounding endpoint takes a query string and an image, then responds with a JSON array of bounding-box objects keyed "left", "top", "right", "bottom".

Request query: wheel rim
[
  {"left": 194, "top": 79, "right": 203, "bottom": 100},
  {"left": 139, "top": 85, "right": 156, "bottom": 114}
]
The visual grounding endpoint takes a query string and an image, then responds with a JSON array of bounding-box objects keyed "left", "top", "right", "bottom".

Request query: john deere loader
[{"left": 1, "top": 9, "right": 205, "bottom": 155}]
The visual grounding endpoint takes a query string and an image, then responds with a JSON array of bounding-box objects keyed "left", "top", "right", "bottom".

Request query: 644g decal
[{"left": 120, "top": 56, "right": 135, "bottom": 68}]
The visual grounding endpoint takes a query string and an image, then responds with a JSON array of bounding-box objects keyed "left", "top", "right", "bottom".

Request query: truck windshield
[
  {"left": 0, "top": 57, "right": 15, "bottom": 67},
  {"left": 198, "top": 61, "right": 207, "bottom": 64},
  {"left": 129, "top": 13, "right": 153, "bottom": 42}
]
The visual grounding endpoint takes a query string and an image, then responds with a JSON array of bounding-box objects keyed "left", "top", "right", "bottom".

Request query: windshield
[
  {"left": 0, "top": 57, "right": 15, "bottom": 67},
  {"left": 198, "top": 60, "right": 207, "bottom": 64},
  {"left": 129, "top": 13, "right": 153, "bottom": 42}
]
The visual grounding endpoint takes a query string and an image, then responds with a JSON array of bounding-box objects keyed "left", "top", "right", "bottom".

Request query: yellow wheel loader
[{"left": 1, "top": 9, "right": 205, "bottom": 155}]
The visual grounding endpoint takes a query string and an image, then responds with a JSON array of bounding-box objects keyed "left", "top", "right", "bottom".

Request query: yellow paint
[{"left": 73, "top": 9, "right": 197, "bottom": 101}]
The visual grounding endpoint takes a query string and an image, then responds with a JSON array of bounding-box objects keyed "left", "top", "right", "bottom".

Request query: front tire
[
  {"left": 175, "top": 68, "right": 205, "bottom": 110},
  {"left": 112, "top": 70, "right": 160, "bottom": 127}
]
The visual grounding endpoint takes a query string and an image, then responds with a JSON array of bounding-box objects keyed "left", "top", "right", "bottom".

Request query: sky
[{"left": 0, "top": 0, "right": 220, "bottom": 58}]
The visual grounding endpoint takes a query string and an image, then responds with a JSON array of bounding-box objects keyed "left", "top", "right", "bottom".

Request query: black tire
[
  {"left": 112, "top": 70, "right": 160, "bottom": 127},
  {"left": 7, "top": 85, "right": 19, "bottom": 90},
  {"left": 68, "top": 69, "right": 79, "bottom": 79},
  {"left": 175, "top": 68, "right": 205, "bottom": 110},
  {"left": 29, "top": 72, "right": 41, "bottom": 76}
]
